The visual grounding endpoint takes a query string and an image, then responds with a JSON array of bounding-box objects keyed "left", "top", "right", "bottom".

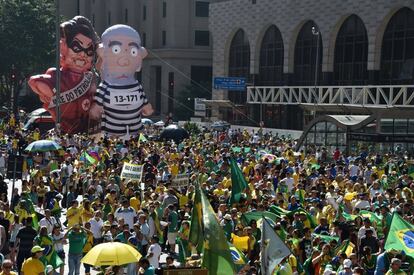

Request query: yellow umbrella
[{"left": 81, "top": 242, "right": 142, "bottom": 266}]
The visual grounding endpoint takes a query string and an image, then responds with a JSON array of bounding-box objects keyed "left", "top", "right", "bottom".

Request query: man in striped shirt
[{"left": 91, "top": 24, "right": 153, "bottom": 137}]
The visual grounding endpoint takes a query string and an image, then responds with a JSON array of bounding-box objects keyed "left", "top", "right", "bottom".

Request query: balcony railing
[{"left": 247, "top": 86, "right": 414, "bottom": 108}]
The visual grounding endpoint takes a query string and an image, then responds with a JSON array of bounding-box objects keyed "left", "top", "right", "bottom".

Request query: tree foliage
[{"left": 0, "top": 0, "right": 55, "bottom": 109}]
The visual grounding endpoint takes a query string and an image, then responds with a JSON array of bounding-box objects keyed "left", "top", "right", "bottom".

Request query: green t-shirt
[
  {"left": 68, "top": 231, "right": 86, "bottom": 254},
  {"left": 168, "top": 211, "right": 178, "bottom": 233}
]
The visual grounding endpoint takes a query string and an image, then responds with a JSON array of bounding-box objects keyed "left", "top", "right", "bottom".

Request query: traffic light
[{"left": 10, "top": 67, "right": 17, "bottom": 82}]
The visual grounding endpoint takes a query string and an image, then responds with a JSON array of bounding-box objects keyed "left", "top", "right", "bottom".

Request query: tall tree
[{"left": 0, "top": 0, "right": 55, "bottom": 111}]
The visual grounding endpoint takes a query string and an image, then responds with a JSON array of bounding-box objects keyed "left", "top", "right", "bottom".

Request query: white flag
[{"left": 260, "top": 217, "right": 291, "bottom": 275}]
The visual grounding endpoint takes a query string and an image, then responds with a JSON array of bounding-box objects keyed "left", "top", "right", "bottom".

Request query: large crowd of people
[{"left": 0, "top": 115, "right": 413, "bottom": 275}]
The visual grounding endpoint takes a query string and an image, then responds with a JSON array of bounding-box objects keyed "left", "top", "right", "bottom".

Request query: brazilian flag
[
  {"left": 189, "top": 185, "right": 203, "bottom": 253},
  {"left": 200, "top": 186, "right": 236, "bottom": 275},
  {"left": 228, "top": 243, "right": 248, "bottom": 272},
  {"left": 384, "top": 212, "right": 414, "bottom": 257}
]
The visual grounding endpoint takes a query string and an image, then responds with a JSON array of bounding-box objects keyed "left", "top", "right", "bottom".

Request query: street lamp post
[
  {"left": 312, "top": 26, "right": 320, "bottom": 119},
  {"left": 55, "top": 0, "right": 61, "bottom": 134}
]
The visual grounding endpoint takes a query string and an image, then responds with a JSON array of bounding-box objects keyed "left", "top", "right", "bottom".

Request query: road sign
[
  {"left": 214, "top": 77, "right": 246, "bottom": 90},
  {"left": 194, "top": 98, "right": 206, "bottom": 117}
]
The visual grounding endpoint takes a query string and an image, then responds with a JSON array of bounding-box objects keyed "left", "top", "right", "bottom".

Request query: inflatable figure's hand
[
  {"left": 89, "top": 102, "right": 103, "bottom": 121},
  {"left": 142, "top": 103, "right": 154, "bottom": 116},
  {"left": 28, "top": 75, "right": 54, "bottom": 104}
]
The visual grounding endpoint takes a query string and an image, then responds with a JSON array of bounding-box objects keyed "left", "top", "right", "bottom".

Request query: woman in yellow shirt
[
  {"left": 66, "top": 201, "right": 81, "bottom": 227},
  {"left": 80, "top": 200, "right": 94, "bottom": 225}
]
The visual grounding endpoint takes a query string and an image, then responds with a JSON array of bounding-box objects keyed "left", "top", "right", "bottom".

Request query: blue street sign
[{"left": 213, "top": 77, "right": 246, "bottom": 90}]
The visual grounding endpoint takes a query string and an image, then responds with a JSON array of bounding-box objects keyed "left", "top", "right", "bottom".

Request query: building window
[
  {"left": 142, "top": 33, "right": 146, "bottom": 47},
  {"left": 143, "top": 5, "right": 147, "bottom": 21},
  {"left": 294, "top": 21, "right": 322, "bottom": 86},
  {"left": 162, "top": 2, "right": 167, "bottom": 18},
  {"left": 381, "top": 7, "right": 414, "bottom": 84},
  {"left": 228, "top": 29, "right": 250, "bottom": 104},
  {"left": 334, "top": 15, "right": 368, "bottom": 85},
  {"left": 194, "top": 30, "right": 210, "bottom": 46},
  {"left": 108, "top": 11, "right": 111, "bottom": 25},
  {"left": 162, "top": 31, "right": 166, "bottom": 46},
  {"left": 195, "top": 1, "right": 209, "bottom": 17},
  {"left": 124, "top": 9, "right": 128, "bottom": 23},
  {"left": 259, "top": 25, "right": 284, "bottom": 86}
]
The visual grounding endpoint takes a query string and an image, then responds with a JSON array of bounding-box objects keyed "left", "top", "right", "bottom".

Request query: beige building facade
[{"left": 62, "top": 0, "right": 219, "bottom": 118}]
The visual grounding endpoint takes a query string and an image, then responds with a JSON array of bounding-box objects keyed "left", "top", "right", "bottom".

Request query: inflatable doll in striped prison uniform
[{"left": 90, "top": 25, "right": 154, "bottom": 137}]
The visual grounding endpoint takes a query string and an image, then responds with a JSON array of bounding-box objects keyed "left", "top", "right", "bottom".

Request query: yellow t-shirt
[
  {"left": 130, "top": 197, "right": 141, "bottom": 212},
  {"left": 33, "top": 132, "right": 40, "bottom": 141},
  {"left": 67, "top": 207, "right": 81, "bottom": 227},
  {"left": 22, "top": 257, "right": 45, "bottom": 275},
  {"left": 213, "top": 188, "right": 225, "bottom": 197},
  {"left": 171, "top": 164, "right": 179, "bottom": 176},
  {"left": 80, "top": 207, "right": 94, "bottom": 224}
]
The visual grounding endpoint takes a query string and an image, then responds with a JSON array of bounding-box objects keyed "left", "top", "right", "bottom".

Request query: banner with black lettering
[{"left": 120, "top": 162, "right": 143, "bottom": 181}]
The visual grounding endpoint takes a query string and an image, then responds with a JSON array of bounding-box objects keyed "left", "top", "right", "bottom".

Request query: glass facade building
[{"left": 298, "top": 115, "right": 414, "bottom": 154}]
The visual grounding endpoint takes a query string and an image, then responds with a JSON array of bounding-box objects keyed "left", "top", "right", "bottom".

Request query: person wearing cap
[
  {"left": 1, "top": 259, "right": 16, "bottom": 275},
  {"left": 337, "top": 258, "right": 352, "bottom": 275},
  {"left": 220, "top": 214, "right": 233, "bottom": 241},
  {"left": 21, "top": 246, "right": 45, "bottom": 275},
  {"left": 385, "top": 258, "right": 407, "bottom": 275}
]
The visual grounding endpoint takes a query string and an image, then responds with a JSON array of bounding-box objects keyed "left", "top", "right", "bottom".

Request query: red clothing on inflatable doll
[{"left": 34, "top": 68, "right": 96, "bottom": 134}]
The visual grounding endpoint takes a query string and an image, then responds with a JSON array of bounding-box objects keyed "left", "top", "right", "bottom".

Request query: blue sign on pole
[{"left": 213, "top": 77, "right": 246, "bottom": 90}]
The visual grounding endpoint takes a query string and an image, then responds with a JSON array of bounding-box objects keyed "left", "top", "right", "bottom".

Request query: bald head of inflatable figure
[{"left": 97, "top": 24, "right": 148, "bottom": 85}]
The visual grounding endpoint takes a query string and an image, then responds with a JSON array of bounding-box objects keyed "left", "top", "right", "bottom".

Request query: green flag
[
  {"left": 229, "top": 158, "right": 248, "bottom": 205},
  {"left": 408, "top": 164, "right": 414, "bottom": 178},
  {"left": 200, "top": 188, "right": 235, "bottom": 275},
  {"left": 189, "top": 187, "right": 203, "bottom": 253},
  {"left": 138, "top": 133, "right": 148, "bottom": 143},
  {"left": 261, "top": 217, "right": 291, "bottom": 275},
  {"left": 269, "top": 206, "right": 317, "bottom": 228},
  {"left": 384, "top": 212, "right": 414, "bottom": 257},
  {"left": 240, "top": 211, "right": 279, "bottom": 226}
]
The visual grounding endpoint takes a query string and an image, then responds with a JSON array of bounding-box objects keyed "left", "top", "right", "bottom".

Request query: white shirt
[
  {"left": 89, "top": 218, "right": 104, "bottom": 239},
  {"left": 114, "top": 207, "right": 137, "bottom": 228},
  {"left": 52, "top": 232, "right": 65, "bottom": 252},
  {"left": 358, "top": 226, "right": 378, "bottom": 240},
  {"left": 140, "top": 222, "right": 151, "bottom": 246},
  {"left": 39, "top": 216, "right": 57, "bottom": 234},
  {"left": 349, "top": 165, "right": 360, "bottom": 177},
  {"left": 281, "top": 177, "right": 295, "bottom": 193},
  {"left": 147, "top": 243, "right": 162, "bottom": 268}
]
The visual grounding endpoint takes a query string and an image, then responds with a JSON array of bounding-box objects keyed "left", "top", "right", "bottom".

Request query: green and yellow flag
[
  {"left": 384, "top": 212, "right": 414, "bottom": 257},
  {"left": 189, "top": 186, "right": 203, "bottom": 253},
  {"left": 200, "top": 187, "right": 236, "bottom": 275},
  {"left": 229, "top": 158, "right": 248, "bottom": 205}
]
